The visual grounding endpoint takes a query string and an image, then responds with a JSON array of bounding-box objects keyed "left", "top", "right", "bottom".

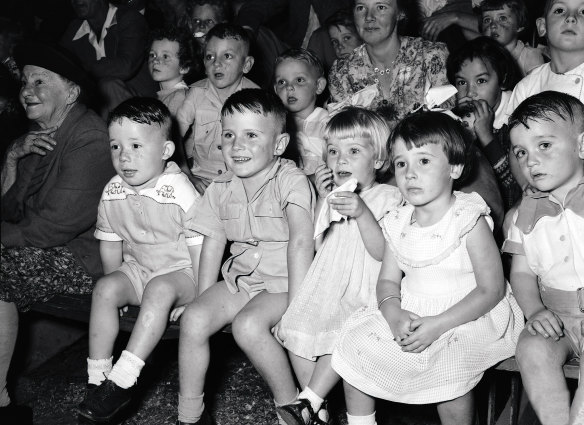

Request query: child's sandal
[{"left": 277, "top": 398, "right": 314, "bottom": 425}]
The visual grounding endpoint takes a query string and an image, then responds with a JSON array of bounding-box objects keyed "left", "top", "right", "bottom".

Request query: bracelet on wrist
[{"left": 378, "top": 295, "right": 401, "bottom": 309}]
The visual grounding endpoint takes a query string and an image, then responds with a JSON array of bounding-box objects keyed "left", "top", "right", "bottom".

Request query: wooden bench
[
  {"left": 29, "top": 293, "right": 181, "bottom": 339},
  {"left": 486, "top": 356, "right": 580, "bottom": 425}
]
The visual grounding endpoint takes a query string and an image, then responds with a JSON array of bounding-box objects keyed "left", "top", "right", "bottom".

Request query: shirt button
[
  {"left": 564, "top": 256, "right": 570, "bottom": 262},
  {"left": 254, "top": 252, "right": 259, "bottom": 259},
  {"left": 576, "top": 78, "right": 581, "bottom": 84},
  {"left": 217, "top": 145, "right": 222, "bottom": 150},
  {"left": 218, "top": 170, "right": 222, "bottom": 174},
  {"left": 560, "top": 235, "right": 566, "bottom": 241},
  {"left": 382, "top": 99, "right": 389, "bottom": 105}
]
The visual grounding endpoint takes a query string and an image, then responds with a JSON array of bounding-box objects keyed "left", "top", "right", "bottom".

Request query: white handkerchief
[
  {"left": 424, "top": 84, "right": 458, "bottom": 110},
  {"left": 327, "top": 84, "right": 379, "bottom": 116},
  {"left": 314, "top": 178, "right": 358, "bottom": 239}
]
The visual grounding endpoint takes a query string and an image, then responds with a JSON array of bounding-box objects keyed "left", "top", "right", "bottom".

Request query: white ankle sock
[
  {"left": 299, "top": 386, "right": 324, "bottom": 413},
  {"left": 107, "top": 350, "right": 144, "bottom": 389},
  {"left": 347, "top": 412, "right": 377, "bottom": 425},
  {"left": 178, "top": 393, "right": 205, "bottom": 423},
  {"left": 87, "top": 357, "right": 113, "bottom": 386}
]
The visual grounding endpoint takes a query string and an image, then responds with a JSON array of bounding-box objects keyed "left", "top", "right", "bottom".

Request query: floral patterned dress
[{"left": 328, "top": 36, "right": 453, "bottom": 129}]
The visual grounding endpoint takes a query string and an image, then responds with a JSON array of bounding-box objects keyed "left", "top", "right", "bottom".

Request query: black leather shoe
[
  {"left": 76, "top": 379, "right": 135, "bottom": 422},
  {"left": 176, "top": 407, "right": 214, "bottom": 424},
  {"left": 0, "top": 403, "right": 33, "bottom": 425},
  {"left": 311, "top": 400, "right": 333, "bottom": 425},
  {"left": 277, "top": 398, "right": 314, "bottom": 425}
]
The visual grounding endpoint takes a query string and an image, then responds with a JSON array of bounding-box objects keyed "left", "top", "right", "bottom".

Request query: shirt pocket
[
  {"left": 252, "top": 201, "right": 288, "bottom": 240},
  {"left": 219, "top": 203, "right": 243, "bottom": 237}
]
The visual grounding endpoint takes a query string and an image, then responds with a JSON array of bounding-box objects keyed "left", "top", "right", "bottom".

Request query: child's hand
[
  {"left": 397, "top": 315, "right": 445, "bottom": 353},
  {"left": 314, "top": 164, "right": 334, "bottom": 198},
  {"left": 189, "top": 176, "right": 210, "bottom": 195},
  {"left": 328, "top": 191, "right": 366, "bottom": 218},
  {"left": 382, "top": 306, "right": 416, "bottom": 342},
  {"left": 170, "top": 305, "right": 186, "bottom": 322},
  {"left": 526, "top": 308, "right": 564, "bottom": 340},
  {"left": 470, "top": 100, "right": 495, "bottom": 147}
]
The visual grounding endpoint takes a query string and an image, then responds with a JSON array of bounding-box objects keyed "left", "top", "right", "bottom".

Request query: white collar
[{"left": 73, "top": 4, "right": 118, "bottom": 60}]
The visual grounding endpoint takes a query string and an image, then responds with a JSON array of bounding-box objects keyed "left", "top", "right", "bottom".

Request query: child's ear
[
  {"left": 242, "top": 56, "right": 255, "bottom": 74},
  {"left": 450, "top": 163, "right": 464, "bottom": 180},
  {"left": 316, "top": 76, "right": 327, "bottom": 95},
  {"left": 162, "top": 140, "right": 175, "bottom": 160},
  {"left": 536, "top": 17, "right": 546, "bottom": 37},
  {"left": 180, "top": 66, "right": 190, "bottom": 76},
  {"left": 374, "top": 159, "right": 385, "bottom": 170},
  {"left": 274, "top": 133, "right": 290, "bottom": 156},
  {"left": 578, "top": 132, "right": 584, "bottom": 160}
]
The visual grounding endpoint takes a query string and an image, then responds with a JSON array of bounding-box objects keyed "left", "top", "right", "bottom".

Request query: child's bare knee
[
  {"left": 231, "top": 311, "right": 262, "bottom": 345},
  {"left": 515, "top": 332, "right": 564, "bottom": 370},
  {"left": 180, "top": 303, "right": 213, "bottom": 338},
  {"left": 93, "top": 274, "right": 124, "bottom": 302},
  {"left": 142, "top": 277, "right": 176, "bottom": 303}
]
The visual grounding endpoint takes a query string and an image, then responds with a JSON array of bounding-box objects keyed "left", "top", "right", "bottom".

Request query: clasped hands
[{"left": 383, "top": 306, "right": 446, "bottom": 353}]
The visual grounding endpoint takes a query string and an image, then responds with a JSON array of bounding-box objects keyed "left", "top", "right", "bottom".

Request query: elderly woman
[
  {"left": 328, "top": 0, "right": 453, "bottom": 129},
  {"left": 0, "top": 43, "right": 114, "bottom": 423}
]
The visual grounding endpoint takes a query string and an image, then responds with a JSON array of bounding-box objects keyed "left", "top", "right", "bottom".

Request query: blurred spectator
[{"left": 61, "top": 0, "right": 157, "bottom": 117}]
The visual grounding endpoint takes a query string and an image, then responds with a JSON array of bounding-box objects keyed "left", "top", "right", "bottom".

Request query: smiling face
[
  {"left": 204, "top": 36, "right": 253, "bottom": 93},
  {"left": 326, "top": 136, "right": 382, "bottom": 190},
  {"left": 482, "top": 5, "right": 522, "bottom": 48},
  {"left": 454, "top": 58, "right": 502, "bottom": 110},
  {"left": 328, "top": 24, "right": 363, "bottom": 58},
  {"left": 221, "top": 110, "right": 288, "bottom": 186},
  {"left": 354, "top": 0, "right": 400, "bottom": 47},
  {"left": 510, "top": 116, "right": 584, "bottom": 200},
  {"left": 274, "top": 58, "right": 325, "bottom": 119},
  {"left": 19, "top": 65, "right": 77, "bottom": 129},
  {"left": 392, "top": 138, "right": 463, "bottom": 210},
  {"left": 108, "top": 118, "right": 173, "bottom": 190},
  {"left": 538, "top": 0, "right": 584, "bottom": 52},
  {"left": 148, "top": 38, "right": 187, "bottom": 88}
]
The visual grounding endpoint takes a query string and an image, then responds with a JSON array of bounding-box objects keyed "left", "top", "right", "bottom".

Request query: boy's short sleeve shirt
[
  {"left": 95, "top": 162, "right": 203, "bottom": 273},
  {"left": 179, "top": 77, "right": 259, "bottom": 183},
  {"left": 297, "top": 107, "right": 329, "bottom": 175},
  {"left": 505, "top": 62, "right": 584, "bottom": 122},
  {"left": 192, "top": 158, "right": 316, "bottom": 293},
  {"left": 502, "top": 179, "right": 584, "bottom": 290}
]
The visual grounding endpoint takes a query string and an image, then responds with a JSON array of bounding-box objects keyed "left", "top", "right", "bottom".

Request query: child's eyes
[
  {"left": 350, "top": 148, "right": 360, "bottom": 154},
  {"left": 246, "top": 132, "right": 257, "bottom": 138},
  {"left": 276, "top": 79, "right": 286, "bottom": 87},
  {"left": 224, "top": 53, "right": 233, "bottom": 60},
  {"left": 477, "top": 78, "right": 488, "bottom": 84},
  {"left": 327, "top": 148, "right": 338, "bottom": 155},
  {"left": 420, "top": 158, "right": 430, "bottom": 165},
  {"left": 539, "top": 142, "right": 552, "bottom": 150},
  {"left": 513, "top": 149, "right": 526, "bottom": 159},
  {"left": 296, "top": 77, "right": 305, "bottom": 84},
  {"left": 455, "top": 79, "right": 467, "bottom": 87},
  {"left": 132, "top": 143, "right": 141, "bottom": 149},
  {"left": 482, "top": 17, "right": 492, "bottom": 25},
  {"left": 354, "top": 5, "right": 365, "bottom": 13},
  {"left": 394, "top": 161, "right": 405, "bottom": 168},
  {"left": 377, "top": 4, "right": 387, "bottom": 11},
  {"left": 222, "top": 131, "right": 233, "bottom": 139},
  {"left": 204, "top": 54, "right": 214, "bottom": 62},
  {"left": 110, "top": 144, "right": 119, "bottom": 151},
  {"left": 552, "top": 6, "right": 565, "bottom": 14},
  {"left": 499, "top": 15, "right": 508, "bottom": 22}
]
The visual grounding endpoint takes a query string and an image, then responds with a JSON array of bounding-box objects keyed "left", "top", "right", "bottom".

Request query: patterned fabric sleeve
[{"left": 423, "top": 41, "right": 454, "bottom": 110}]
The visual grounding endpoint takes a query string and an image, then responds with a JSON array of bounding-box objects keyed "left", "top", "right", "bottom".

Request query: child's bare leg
[
  {"left": 436, "top": 391, "right": 474, "bottom": 425},
  {"left": 126, "top": 271, "right": 195, "bottom": 360},
  {"left": 232, "top": 291, "right": 298, "bottom": 404},
  {"left": 308, "top": 355, "right": 340, "bottom": 397},
  {"left": 89, "top": 271, "right": 138, "bottom": 360},
  {"left": 344, "top": 380, "right": 376, "bottom": 425},
  {"left": 289, "top": 353, "right": 316, "bottom": 389},
  {"left": 515, "top": 329, "right": 572, "bottom": 425},
  {"left": 178, "top": 282, "right": 249, "bottom": 423},
  {"left": 570, "top": 359, "right": 584, "bottom": 425}
]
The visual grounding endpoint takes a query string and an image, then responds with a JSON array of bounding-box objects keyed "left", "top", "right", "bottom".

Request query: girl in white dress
[
  {"left": 331, "top": 111, "right": 523, "bottom": 425},
  {"left": 276, "top": 107, "right": 403, "bottom": 425}
]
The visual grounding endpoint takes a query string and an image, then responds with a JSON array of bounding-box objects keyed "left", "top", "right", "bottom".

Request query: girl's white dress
[
  {"left": 331, "top": 192, "right": 523, "bottom": 404},
  {"left": 278, "top": 184, "right": 403, "bottom": 361}
]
